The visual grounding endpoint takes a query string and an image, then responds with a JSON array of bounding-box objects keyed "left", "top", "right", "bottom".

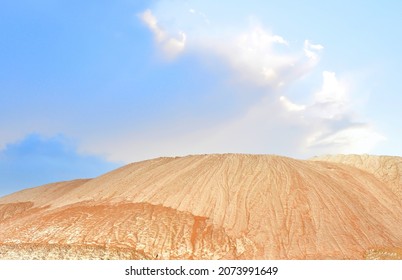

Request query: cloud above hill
[
  {"left": 140, "top": 9, "right": 186, "bottom": 60},
  {"left": 135, "top": 4, "right": 384, "bottom": 158}
]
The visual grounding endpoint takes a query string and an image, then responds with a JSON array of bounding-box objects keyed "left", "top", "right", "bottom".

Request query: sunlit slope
[
  {"left": 0, "top": 154, "right": 401, "bottom": 259},
  {"left": 311, "top": 154, "right": 402, "bottom": 199}
]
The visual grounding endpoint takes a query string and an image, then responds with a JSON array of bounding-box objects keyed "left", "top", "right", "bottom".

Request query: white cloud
[
  {"left": 119, "top": 6, "right": 385, "bottom": 161},
  {"left": 280, "top": 71, "right": 385, "bottom": 155},
  {"left": 139, "top": 9, "right": 186, "bottom": 59},
  {"left": 279, "top": 96, "right": 306, "bottom": 112},
  {"left": 315, "top": 71, "right": 347, "bottom": 104},
  {"left": 310, "top": 71, "right": 350, "bottom": 120},
  {"left": 133, "top": 6, "right": 384, "bottom": 160},
  {"left": 139, "top": 9, "right": 165, "bottom": 42},
  {"left": 189, "top": 24, "right": 320, "bottom": 89},
  {"left": 140, "top": 9, "right": 317, "bottom": 87},
  {"left": 304, "top": 40, "right": 324, "bottom": 60},
  {"left": 272, "top": 35, "right": 288, "bottom": 45},
  {"left": 306, "top": 125, "right": 386, "bottom": 154}
]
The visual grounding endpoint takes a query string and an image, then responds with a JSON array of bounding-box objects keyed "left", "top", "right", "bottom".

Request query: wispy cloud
[
  {"left": 304, "top": 40, "right": 324, "bottom": 60},
  {"left": 139, "top": 9, "right": 186, "bottom": 60},
  {"left": 282, "top": 71, "right": 386, "bottom": 154}
]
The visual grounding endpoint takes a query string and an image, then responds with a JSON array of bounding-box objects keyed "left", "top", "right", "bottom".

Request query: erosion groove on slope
[
  {"left": 0, "top": 243, "right": 147, "bottom": 260},
  {"left": 0, "top": 154, "right": 401, "bottom": 260},
  {"left": 0, "top": 202, "right": 245, "bottom": 260},
  {"left": 312, "top": 154, "right": 402, "bottom": 199}
]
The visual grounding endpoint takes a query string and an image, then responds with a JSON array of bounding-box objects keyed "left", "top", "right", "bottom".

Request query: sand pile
[{"left": 0, "top": 154, "right": 401, "bottom": 259}]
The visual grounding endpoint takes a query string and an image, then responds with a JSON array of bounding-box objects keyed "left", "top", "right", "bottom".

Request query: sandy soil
[{"left": 0, "top": 154, "right": 401, "bottom": 259}]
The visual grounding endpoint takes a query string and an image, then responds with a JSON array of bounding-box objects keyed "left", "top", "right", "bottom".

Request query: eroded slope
[
  {"left": 0, "top": 154, "right": 401, "bottom": 259},
  {"left": 311, "top": 154, "right": 402, "bottom": 199}
]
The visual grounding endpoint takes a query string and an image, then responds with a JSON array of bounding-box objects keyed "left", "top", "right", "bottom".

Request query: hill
[{"left": 0, "top": 154, "right": 401, "bottom": 259}]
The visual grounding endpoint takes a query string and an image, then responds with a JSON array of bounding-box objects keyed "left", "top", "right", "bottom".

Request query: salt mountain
[{"left": 0, "top": 154, "right": 401, "bottom": 259}]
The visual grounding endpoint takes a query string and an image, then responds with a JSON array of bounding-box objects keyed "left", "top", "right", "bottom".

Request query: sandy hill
[{"left": 0, "top": 154, "right": 401, "bottom": 260}]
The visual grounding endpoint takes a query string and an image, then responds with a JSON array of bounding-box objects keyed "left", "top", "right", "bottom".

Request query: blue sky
[{"left": 1, "top": 0, "right": 402, "bottom": 196}]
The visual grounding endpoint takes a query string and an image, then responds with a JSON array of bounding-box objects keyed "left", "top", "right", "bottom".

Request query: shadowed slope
[{"left": 0, "top": 154, "right": 401, "bottom": 259}]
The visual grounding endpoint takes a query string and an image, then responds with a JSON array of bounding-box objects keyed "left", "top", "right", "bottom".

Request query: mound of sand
[{"left": 0, "top": 154, "right": 401, "bottom": 259}]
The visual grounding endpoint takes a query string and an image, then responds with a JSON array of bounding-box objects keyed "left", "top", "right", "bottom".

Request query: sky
[{"left": 1, "top": 0, "right": 402, "bottom": 196}]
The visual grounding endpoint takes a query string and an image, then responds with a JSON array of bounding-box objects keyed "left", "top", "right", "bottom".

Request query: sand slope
[
  {"left": 312, "top": 154, "right": 402, "bottom": 199},
  {"left": 0, "top": 154, "right": 401, "bottom": 259}
]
